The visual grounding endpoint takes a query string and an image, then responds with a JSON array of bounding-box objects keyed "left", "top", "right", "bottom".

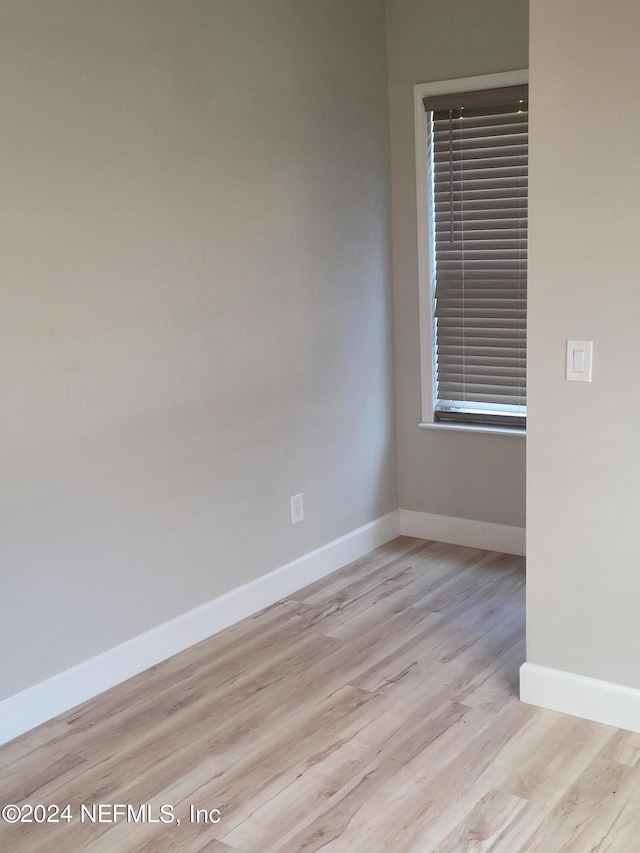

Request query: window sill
[{"left": 418, "top": 421, "right": 526, "bottom": 438}]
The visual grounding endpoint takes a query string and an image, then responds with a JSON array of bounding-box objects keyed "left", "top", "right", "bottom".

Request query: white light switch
[
  {"left": 566, "top": 340, "right": 593, "bottom": 382},
  {"left": 572, "top": 348, "right": 585, "bottom": 373}
]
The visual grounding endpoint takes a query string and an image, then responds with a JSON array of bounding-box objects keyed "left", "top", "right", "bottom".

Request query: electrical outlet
[{"left": 290, "top": 493, "right": 304, "bottom": 525}]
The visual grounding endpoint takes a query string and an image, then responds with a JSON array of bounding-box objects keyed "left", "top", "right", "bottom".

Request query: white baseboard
[
  {"left": 400, "top": 509, "right": 525, "bottom": 556},
  {"left": 520, "top": 662, "right": 640, "bottom": 734},
  {"left": 0, "top": 511, "right": 400, "bottom": 746}
]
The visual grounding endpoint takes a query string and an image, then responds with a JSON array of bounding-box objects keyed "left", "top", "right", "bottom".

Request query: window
[{"left": 414, "top": 71, "right": 528, "bottom": 431}]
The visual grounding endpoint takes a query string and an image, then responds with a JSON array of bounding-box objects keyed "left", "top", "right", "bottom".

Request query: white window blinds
[{"left": 423, "top": 85, "right": 528, "bottom": 428}]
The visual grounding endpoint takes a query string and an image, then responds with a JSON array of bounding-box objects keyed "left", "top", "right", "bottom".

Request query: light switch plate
[{"left": 566, "top": 340, "right": 593, "bottom": 382}]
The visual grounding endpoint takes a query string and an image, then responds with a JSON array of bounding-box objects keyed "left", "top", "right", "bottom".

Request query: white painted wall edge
[
  {"left": 400, "top": 509, "right": 525, "bottom": 556},
  {"left": 0, "top": 511, "right": 400, "bottom": 746},
  {"left": 520, "top": 662, "right": 640, "bottom": 734}
]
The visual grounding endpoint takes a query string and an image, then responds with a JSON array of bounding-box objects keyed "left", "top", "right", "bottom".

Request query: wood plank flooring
[{"left": 2, "top": 536, "right": 640, "bottom": 851}]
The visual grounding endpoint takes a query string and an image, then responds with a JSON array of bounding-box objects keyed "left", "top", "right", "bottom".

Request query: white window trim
[{"left": 414, "top": 69, "right": 529, "bottom": 431}]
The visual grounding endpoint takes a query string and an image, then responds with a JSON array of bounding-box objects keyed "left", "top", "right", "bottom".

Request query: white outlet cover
[{"left": 290, "top": 493, "right": 304, "bottom": 524}]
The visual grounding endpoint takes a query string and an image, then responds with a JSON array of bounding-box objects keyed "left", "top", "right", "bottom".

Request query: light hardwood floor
[{"left": 2, "top": 536, "right": 640, "bottom": 852}]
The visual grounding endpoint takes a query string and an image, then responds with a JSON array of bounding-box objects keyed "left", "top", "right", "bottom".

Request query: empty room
[{"left": 2, "top": 1, "right": 640, "bottom": 850}]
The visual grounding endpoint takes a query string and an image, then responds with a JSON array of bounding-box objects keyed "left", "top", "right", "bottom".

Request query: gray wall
[
  {"left": 386, "top": 0, "right": 529, "bottom": 527},
  {"left": 527, "top": 0, "right": 640, "bottom": 687},
  {"left": 0, "top": 0, "right": 396, "bottom": 701}
]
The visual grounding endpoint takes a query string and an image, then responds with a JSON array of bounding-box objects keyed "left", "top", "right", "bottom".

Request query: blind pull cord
[{"left": 449, "top": 110, "right": 454, "bottom": 243}]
